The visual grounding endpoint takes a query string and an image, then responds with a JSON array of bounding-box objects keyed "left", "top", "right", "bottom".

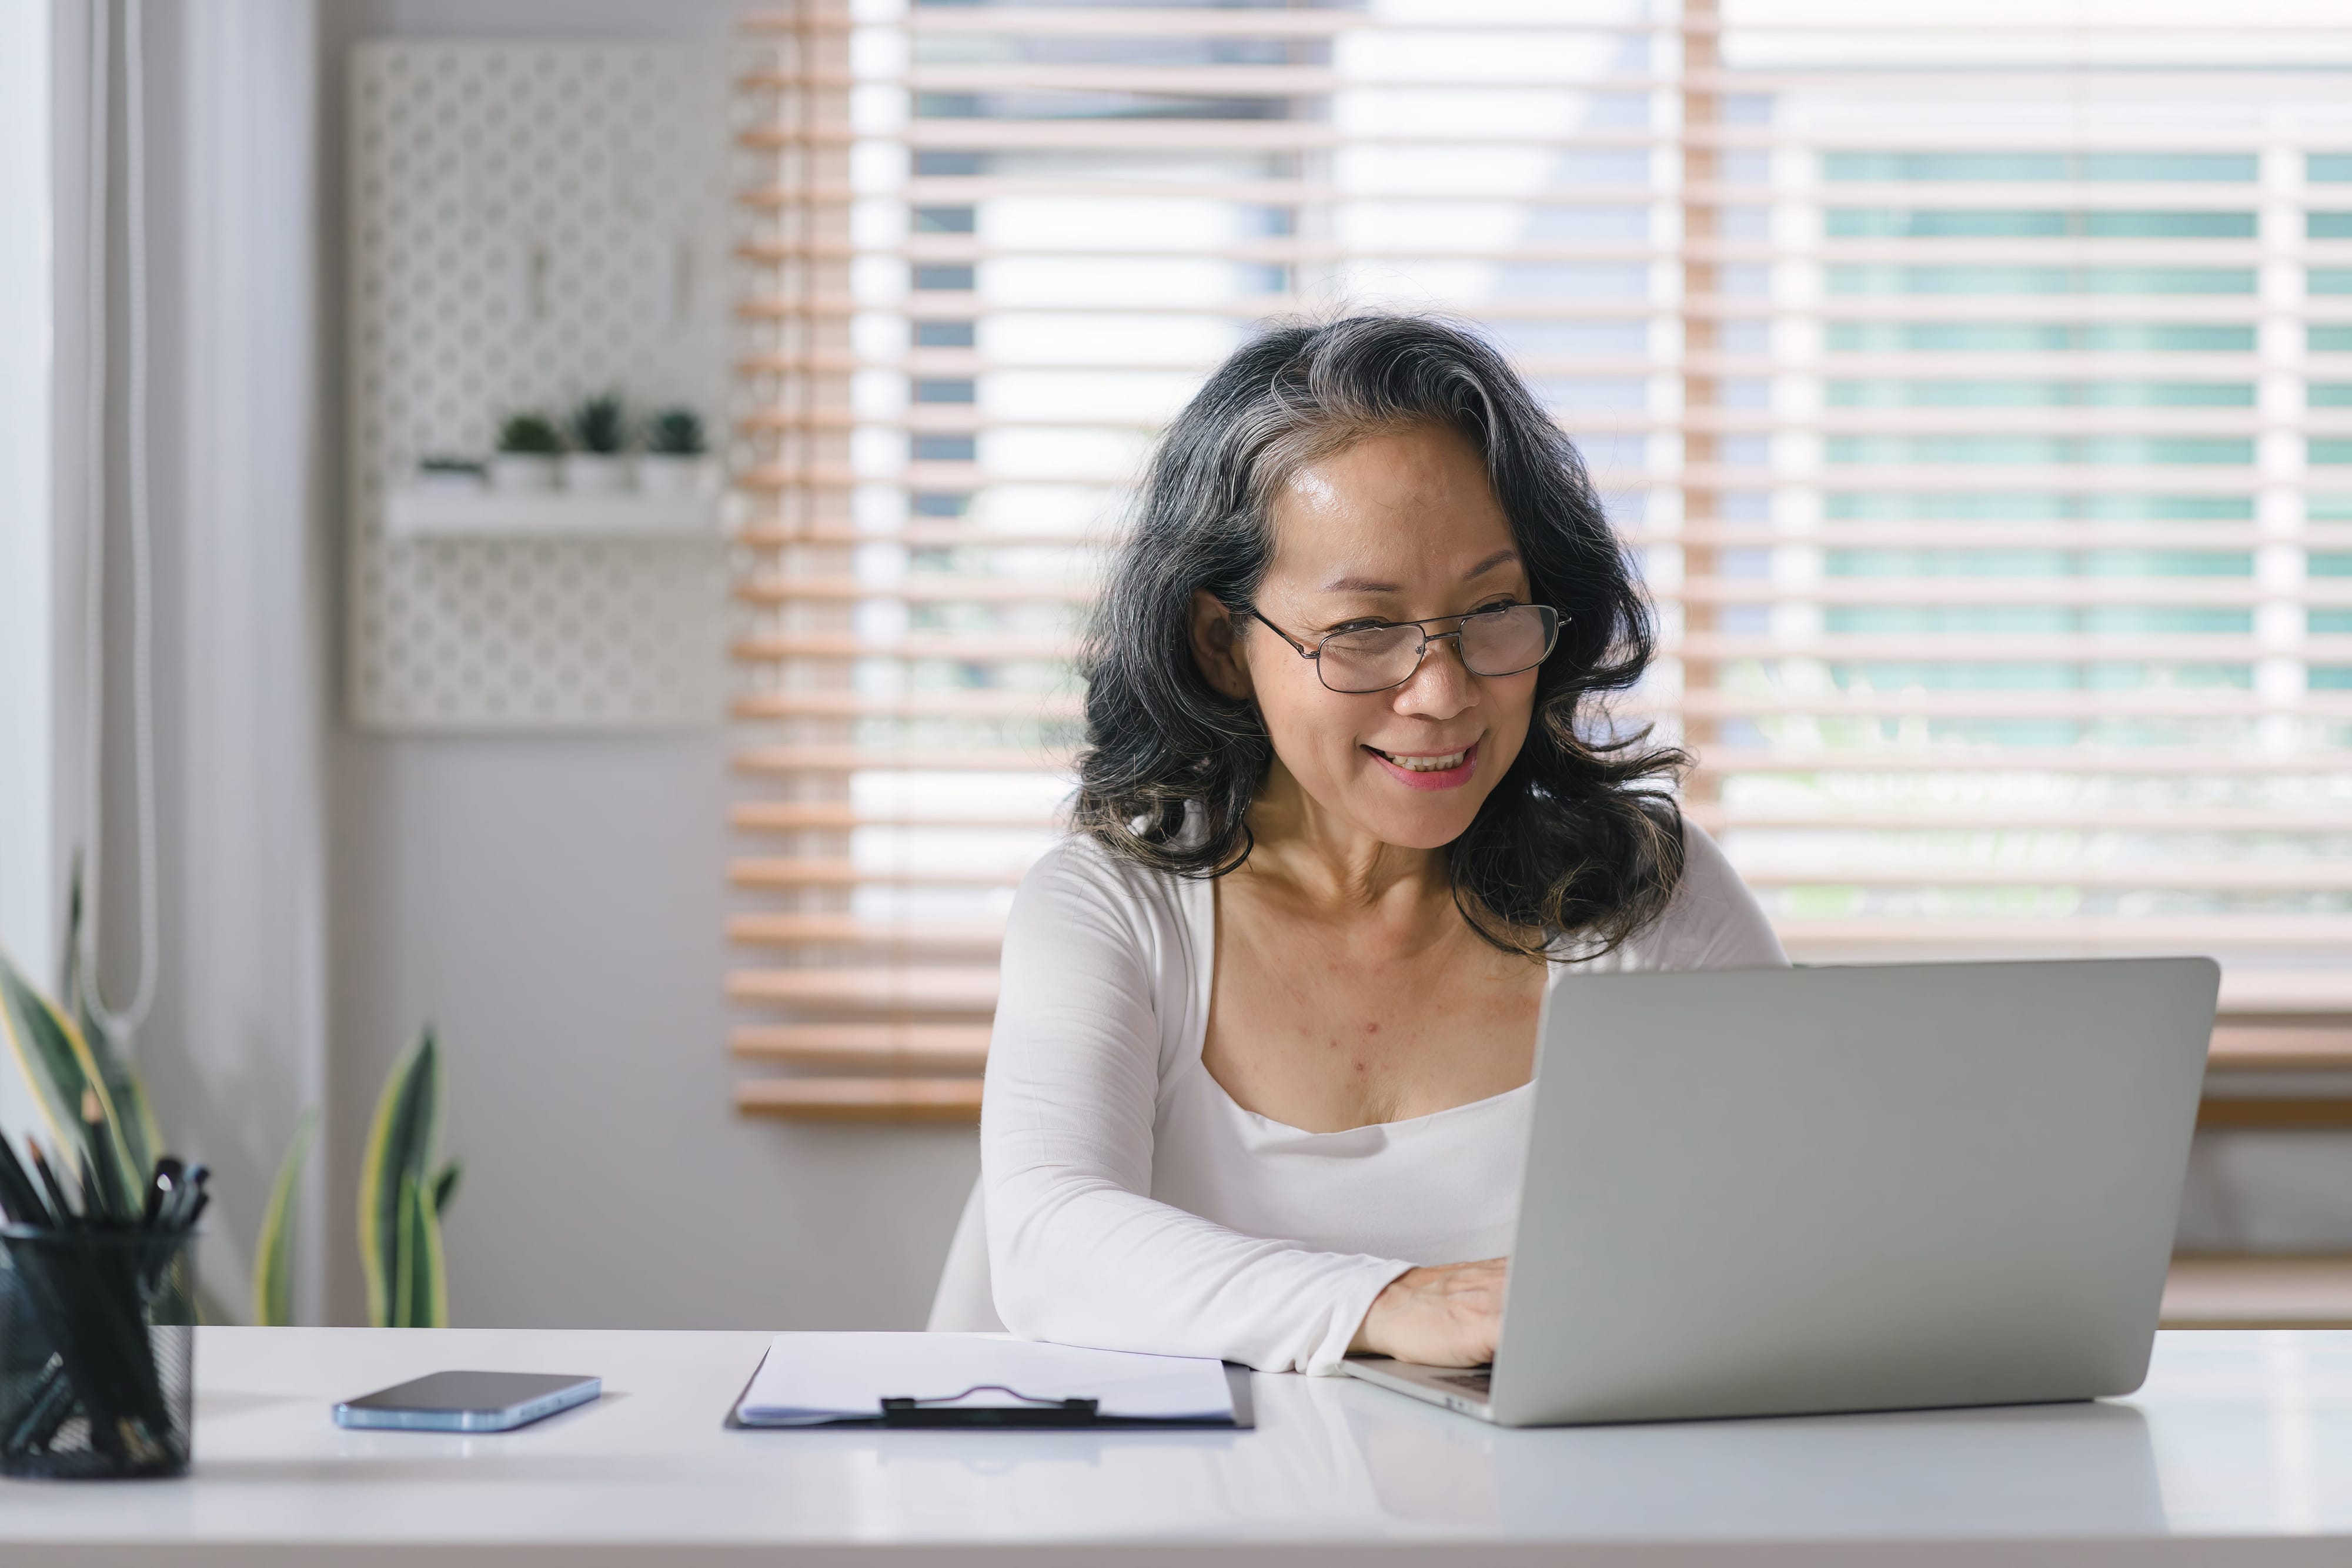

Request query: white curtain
[
  {"left": 48, "top": 0, "right": 333, "bottom": 1320},
  {"left": 0, "top": 10, "right": 55, "bottom": 989}
]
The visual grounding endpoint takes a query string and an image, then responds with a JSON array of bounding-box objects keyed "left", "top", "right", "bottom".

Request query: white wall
[
  {"left": 315, "top": 0, "right": 979, "bottom": 1330},
  {"left": 323, "top": 736, "right": 979, "bottom": 1328}
]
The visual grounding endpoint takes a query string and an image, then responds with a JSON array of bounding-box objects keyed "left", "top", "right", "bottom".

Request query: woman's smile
[{"left": 1363, "top": 740, "right": 1481, "bottom": 790}]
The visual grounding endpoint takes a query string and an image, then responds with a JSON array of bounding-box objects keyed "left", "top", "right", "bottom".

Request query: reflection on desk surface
[
  {"left": 13, "top": 1328, "right": 2352, "bottom": 1552},
  {"left": 1294, "top": 1376, "right": 2163, "bottom": 1537}
]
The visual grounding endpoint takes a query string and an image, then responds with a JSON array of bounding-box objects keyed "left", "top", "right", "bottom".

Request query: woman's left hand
[{"left": 1350, "top": 1257, "right": 1508, "bottom": 1366}]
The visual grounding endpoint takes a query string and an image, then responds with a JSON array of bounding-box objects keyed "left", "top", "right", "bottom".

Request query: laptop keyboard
[{"left": 1435, "top": 1370, "right": 1492, "bottom": 1394}]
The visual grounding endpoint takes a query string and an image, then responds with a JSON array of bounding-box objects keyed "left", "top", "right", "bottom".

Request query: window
[{"left": 732, "top": 1, "right": 2352, "bottom": 1116}]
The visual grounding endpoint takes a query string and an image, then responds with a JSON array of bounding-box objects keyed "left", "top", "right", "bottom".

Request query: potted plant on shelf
[
  {"left": 563, "top": 393, "right": 629, "bottom": 494},
  {"left": 636, "top": 407, "right": 710, "bottom": 497},
  {"left": 490, "top": 414, "right": 564, "bottom": 493},
  {"left": 416, "top": 455, "right": 486, "bottom": 493}
]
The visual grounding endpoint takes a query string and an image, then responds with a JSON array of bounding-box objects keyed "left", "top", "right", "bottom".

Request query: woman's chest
[
  {"left": 1201, "top": 898, "right": 1546, "bottom": 1133},
  {"left": 1151, "top": 1058, "right": 1532, "bottom": 1263}
]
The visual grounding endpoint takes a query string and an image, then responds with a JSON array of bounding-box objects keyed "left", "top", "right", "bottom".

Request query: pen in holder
[{"left": 0, "top": 1125, "right": 206, "bottom": 1480}]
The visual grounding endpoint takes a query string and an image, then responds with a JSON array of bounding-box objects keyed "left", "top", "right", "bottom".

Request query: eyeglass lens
[{"left": 1316, "top": 605, "right": 1557, "bottom": 694}]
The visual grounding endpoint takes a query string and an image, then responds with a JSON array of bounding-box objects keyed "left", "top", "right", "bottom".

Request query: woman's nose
[{"left": 1392, "top": 634, "right": 1478, "bottom": 718}]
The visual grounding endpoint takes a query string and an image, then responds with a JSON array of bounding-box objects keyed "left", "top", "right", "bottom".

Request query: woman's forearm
[{"left": 985, "top": 1158, "right": 1409, "bottom": 1372}]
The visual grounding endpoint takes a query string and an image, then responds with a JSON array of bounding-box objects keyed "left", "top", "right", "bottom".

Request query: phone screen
[{"left": 343, "top": 1370, "right": 596, "bottom": 1413}]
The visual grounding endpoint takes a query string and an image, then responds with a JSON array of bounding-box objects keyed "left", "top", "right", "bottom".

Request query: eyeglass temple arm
[{"left": 1240, "top": 606, "right": 1321, "bottom": 659}]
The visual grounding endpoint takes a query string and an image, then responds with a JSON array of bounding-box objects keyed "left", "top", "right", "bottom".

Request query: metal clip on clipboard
[{"left": 878, "top": 1385, "right": 1102, "bottom": 1427}]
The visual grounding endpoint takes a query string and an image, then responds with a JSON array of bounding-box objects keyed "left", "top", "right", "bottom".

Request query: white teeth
[{"left": 1382, "top": 749, "right": 1467, "bottom": 773}]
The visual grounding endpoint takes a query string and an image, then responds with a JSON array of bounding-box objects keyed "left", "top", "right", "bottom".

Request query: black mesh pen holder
[{"left": 0, "top": 1226, "right": 194, "bottom": 1479}]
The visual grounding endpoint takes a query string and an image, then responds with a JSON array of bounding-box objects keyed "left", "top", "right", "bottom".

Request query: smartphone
[{"left": 333, "top": 1370, "right": 602, "bottom": 1432}]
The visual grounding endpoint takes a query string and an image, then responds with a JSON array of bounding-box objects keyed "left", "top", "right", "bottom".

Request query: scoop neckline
[
  {"left": 1191, "top": 1055, "right": 1534, "bottom": 1140},
  {"left": 1189, "top": 867, "right": 1542, "bottom": 1140}
]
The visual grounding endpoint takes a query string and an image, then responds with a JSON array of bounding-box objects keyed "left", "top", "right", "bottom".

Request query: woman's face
[{"left": 1191, "top": 423, "right": 1539, "bottom": 852}]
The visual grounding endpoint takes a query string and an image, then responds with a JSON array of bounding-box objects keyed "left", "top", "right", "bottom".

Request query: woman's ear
[{"left": 1188, "top": 591, "right": 1255, "bottom": 700}]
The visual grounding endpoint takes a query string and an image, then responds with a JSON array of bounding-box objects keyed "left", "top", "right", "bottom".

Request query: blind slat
[
  {"left": 732, "top": 691, "right": 1084, "bottom": 722},
  {"left": 1695, "top": 751, "right": 2352, "bottom": 777},
  {"left": 730, "top": 1024, "right": 991, "bottom": 1070},
  {"left": 732, "top": 406, "right": 2331, "bottom": 438},
  {"left": 730, "top": 803, "right": 1058, "bottom": 832},
  {"left": 1741, "top": 865, "right": 2352, "bottom": 892},
  {"left": 741, "top": 120, "right": 1350, "bottom": 152},
  {"left": 737, "top": 238, "right": 2302, "bottom": 269},
  {"left": 1669, "top": 526, "right": 2316, "bottom": 549},
  {"left": 747, "top": 352, "right": 2291, "bottom": 378},
  {"left": 729, "top": 914, "right": 1007, "bottom": 948},
  {"left": 1676, "top": 579, "right": 2344, "bottom": 607},
  {"left": 723, "top": 858, "right": 2352, "bottom": 899},
  {"left": 736, "top": 526, "right": 1115, "bottom": 550},
  {"left": 751, "top": 64, "right": 2352, "bottom": 92},
  {"left": 733, "top": 1078, "right": 983, "bottom": 1122},
  {"left": 1679, "top": 634, "right": 2352, "bottom": 660},
  {"left": 736, "top": 745, "right": 1070, "bottom": 775},
  {"left": 1698, "top": 807, "right": 2352, "bottom": 833},
  {"left": 1676, "top": 691, "right": 2352, "bottom": 720},
  {"left": 736, "top": 576, "right": 1094, "bottom": 606},
  {"left": 1776, "top": 917, "right": 2352, "bottom": 950},
  {"left": 732, "top": 633, "right": 1074, "bottom": 662},
  {"left": 727, "top": 967, "right": 1001, "bottom": 1011},
  {"left": 731, "top": 859, "right": 1027, "bottom": 891}
]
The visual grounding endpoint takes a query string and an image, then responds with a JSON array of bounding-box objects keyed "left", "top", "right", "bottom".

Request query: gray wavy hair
[{"left": 1069, "top": 313, "right": 1688, "bottom": 958}]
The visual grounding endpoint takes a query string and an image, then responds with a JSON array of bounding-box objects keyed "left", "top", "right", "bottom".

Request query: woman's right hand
[{"left": 1350, "top": 1258, "right": 1507, "bottom": 1366}]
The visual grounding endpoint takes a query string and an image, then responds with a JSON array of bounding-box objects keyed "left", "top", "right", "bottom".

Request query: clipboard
[{"left": 722, "top": 1345, "right": 1255, "bottom": 1430}]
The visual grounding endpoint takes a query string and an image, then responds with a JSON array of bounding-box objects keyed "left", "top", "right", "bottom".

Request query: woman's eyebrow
[{"left": 1318, "top": 549, "right": 1521, "bottom": 596}]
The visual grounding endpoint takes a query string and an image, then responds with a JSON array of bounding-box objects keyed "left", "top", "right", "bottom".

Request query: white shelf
[{"left": 384, "top": 487, "right": 720, "bottom": 540}]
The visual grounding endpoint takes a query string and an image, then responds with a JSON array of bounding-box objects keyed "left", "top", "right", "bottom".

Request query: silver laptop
[{"left": 1341, "top": 958, "right": 2219, "bottom": 1426}]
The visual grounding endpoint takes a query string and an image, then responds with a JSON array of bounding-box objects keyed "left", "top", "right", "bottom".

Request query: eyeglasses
[{"left": 1241, "top": 603, "right": 1562, "bottom": 695}]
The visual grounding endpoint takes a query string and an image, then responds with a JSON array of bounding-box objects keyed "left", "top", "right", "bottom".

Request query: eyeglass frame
[{"left": 1237, "top": 601, "right": 1563, "bottom": 695}]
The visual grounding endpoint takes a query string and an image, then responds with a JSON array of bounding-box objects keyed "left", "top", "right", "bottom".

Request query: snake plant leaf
[
  {"left": 390, "top": 1175, "right": 416, "bottom": 1328},
  {"left": 359, "top": 1027, "right": 443, "bottom": 1329},
  {"left": 83, "top": 1016, "right": 158, "bottom": 1182},
  {"left": 430, "top": 1161, "right": 461, "bottom": 1217},
  {"left": 81, "top": 1091, "right": 136, "bottom": 1221},
  {"left": 413, "top": 1171, "right": 448, "bottom": 1327},
  {"left": 56, "top": 855, "right": 162, "bottom": 1176},
  {"left": 0, "top": 940, "right": 139, "bottom": 1198},
  {"left": 390, "top": 1172, "right": 448, "bottom": 1328},
  {"left": 252, "top": 1109, "right": 318, "bottom": 1328}
]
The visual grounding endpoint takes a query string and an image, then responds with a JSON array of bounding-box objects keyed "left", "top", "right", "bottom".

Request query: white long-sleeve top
[{"left": 972, "top": 818, "right": 1786, "bottom": 1375}]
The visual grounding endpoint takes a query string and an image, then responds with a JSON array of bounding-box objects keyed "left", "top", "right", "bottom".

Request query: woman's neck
[{"left": 1237, "top": 762, "right": 1450, "bottom": 915}]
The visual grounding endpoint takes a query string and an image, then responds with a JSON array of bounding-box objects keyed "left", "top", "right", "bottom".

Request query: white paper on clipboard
[{"left": 734, "top": 1332, "right": 1236, "bottom": 1426}]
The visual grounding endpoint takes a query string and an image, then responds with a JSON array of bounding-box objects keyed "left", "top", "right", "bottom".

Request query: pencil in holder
[{"left": 0, "top": 1226, "right": 195, "bottom": 1479}]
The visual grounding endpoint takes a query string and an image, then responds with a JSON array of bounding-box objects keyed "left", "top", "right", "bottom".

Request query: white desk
[{"left": 6, "top": 1327, "right": 2352, "bottom": 1564}]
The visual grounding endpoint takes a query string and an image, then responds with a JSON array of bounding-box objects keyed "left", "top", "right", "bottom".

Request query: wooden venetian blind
[{"left": 730, "top": 1, "right": 2352, "bottom": 1121}]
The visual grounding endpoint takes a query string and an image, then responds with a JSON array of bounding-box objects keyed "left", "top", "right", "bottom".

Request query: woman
[{"left": 930, "top": 314, "right": 1785, "bottom": 1373}]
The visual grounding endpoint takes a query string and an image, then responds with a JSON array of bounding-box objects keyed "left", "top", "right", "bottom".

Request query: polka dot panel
[{"left": 348, "top": 43, "right": 736, "bottom": 730}]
